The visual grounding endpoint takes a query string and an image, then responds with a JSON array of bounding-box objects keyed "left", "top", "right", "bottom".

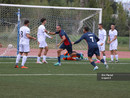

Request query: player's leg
[
  {"left": 21, "top": 52, "right": 28, "bottom": 68},
  {"left": 109, "top": 50, "right": 114, "bottom": 62},
  {"left": 42, "top": 42, "right": 48, "bottom": 63},
  {"left": 113, "top": 43, "right": 118, "bottom": 62},
  {"left": 37, "top": 48, "right": 43, "bottom": 63},
  {"left": 101, "top": 44, "right": 106, "bottom": 62},
  {"left": 54, "top": 48, "right": 63, "bottom": 66},
  {"left": 109, "top": 44, "right": 114, "bottom": 62},
  {"left": 95, "top": 43, "right": 101, "bottom": 63},
  {"left": 15, "top": 44, "right": 23, "bottom": 68},
  {"left": 68, "top": 45, "right": 83, "bottom": 59},
  {"left": 87, "top": 48, "right": 98, "bottom": 70},
  {"left": 96, "top": 55, "right": 109, "bottom": 69},
  {"left": 15, "top": 52, "right": 23, "bottom": 68},
  {"left": 101, "top": 51, "right": 106, "bottom": 62},
  {"left": 20, "top": 44, "right": 30, "bottom": 68},
  {"left": 114, "top": 50, "right": 119, "bottom": 62},
  {"left": 88, "top": 56, "right": 98, "bottom": 70},
  {"left": 95, "top": 47, "right": 108, "bottom": 69}
]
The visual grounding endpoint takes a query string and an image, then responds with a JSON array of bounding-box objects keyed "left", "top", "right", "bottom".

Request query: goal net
[{"left": 0, "top": 4, "right": 102, "bottom": 58}]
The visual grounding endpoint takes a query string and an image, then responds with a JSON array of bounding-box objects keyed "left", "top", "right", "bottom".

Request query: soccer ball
[{"left": 8, "top": 44, "right": 13, "bottom": 49}]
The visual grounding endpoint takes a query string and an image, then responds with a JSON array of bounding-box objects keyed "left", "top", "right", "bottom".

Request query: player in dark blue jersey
[
  {"left": 49, "top": 25, "right": 83, "bottom": 66},
  {"left": 72, "top": 27, "right": 108, "bottom": 70}
]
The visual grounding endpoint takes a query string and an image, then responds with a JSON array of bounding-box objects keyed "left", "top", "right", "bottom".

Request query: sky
[{"left": 115, "top": 0, "right": 130, "bottom": 3}]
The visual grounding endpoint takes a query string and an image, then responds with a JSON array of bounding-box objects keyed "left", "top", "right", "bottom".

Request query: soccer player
[
  {"left": 95, "top": 23, "right": 107, "bottom": 63},
  {"left": 62, "top": 51, "right": 83, "bottom": 61},
  {"left": 37, "top": 18, "right": 53, "bottom": 64},
  {"left": 72, "top": 26, "right": 108, "bottom": 70},
  {"left": 15, "top": 20, "right": 36, "bottom": 68},
  {"left": 107, "top": 24, "right": 119, "bottom": 63},
  {"left": 49, "top": 25, "right": 83, "bottom": 66}
]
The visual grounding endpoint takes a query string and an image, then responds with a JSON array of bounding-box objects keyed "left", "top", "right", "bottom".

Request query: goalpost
[{"left": 0, "top": 4, "right": 102, "bottom": 58}]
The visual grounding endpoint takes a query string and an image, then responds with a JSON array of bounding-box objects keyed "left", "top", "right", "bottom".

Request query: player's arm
[
  {"left": 107, "top": 35, "right": 110, "bottom": 44},
  {"left": 26, "top": 34, "right": 36, "bottom": 40},
  {"left": 100, "top": 32, "right": 106, "bottom": 46},
  {"left": 107, "top": 31, "right": 110, "bottom": 44},
  {"left": 57, "top": 35, "right": 66, "bottom": 47},
  {"left": 44, "top": 32, "right": 53, "bottom": 39},
  {"left": 73, "top": 35, "right": 84, "bottom": 44},
  {"left": 110, "top": 35, "right": 117, "bottom": 43},
  {"left": 95, "top": 34, "right": 100, "bottom": 42},
  {"left": 49, "top": 32, "right": 56, "bottom": 35},
  {"left": 103, "top": 35, "right": 106, "bottom": 43}
]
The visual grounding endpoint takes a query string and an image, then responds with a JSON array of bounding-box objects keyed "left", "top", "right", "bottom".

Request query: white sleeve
[
  {"left": 114, "top": 30, "right": 118, "bottom": 36},
  {"left": 44, "top": 32, "right": 51, "bottom": 38},
  {"left": 26, "top": 28, "right": 30, "bottom": 34},
  {"left": 42, "top": 26, "right": 46, "bottom": 32}
]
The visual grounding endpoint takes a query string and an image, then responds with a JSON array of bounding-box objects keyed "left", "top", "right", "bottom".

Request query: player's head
[
  {"left": 111, "top": 23, "right": 115, "bottom": 30},
  {"left": 56, "top": 25, "right": 61, "bottom": 32},
  {"left": 41, "top": 18, "right": 46, "bottom": 24},
  {"left": 24, "top": 20, "right": 29, "bottom": 26},
  {"left": 83, "top": 26, "right": 89, "bottom": 33},
  {"left": 98, "top": 23, "right": 103, "bottom": 29}
]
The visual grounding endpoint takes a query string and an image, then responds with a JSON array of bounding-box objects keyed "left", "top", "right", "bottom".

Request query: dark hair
[
  {"left": 98, "top": 23, "right": 103, "bottom": 26},
  {"left": 24, "top": 20, "right": 29, "bottom": 25},
  {"left": 111, "top": 23, "right": 115, "bottom": 25},
  {"left": 41, "top": 18, "right": 46, "bottom": 23},
  {"left": 57, "top": 25, "right": 61, "bottom": 28},
  {"left": 84, "top": 26, "right": 89, "bottom": 31}
]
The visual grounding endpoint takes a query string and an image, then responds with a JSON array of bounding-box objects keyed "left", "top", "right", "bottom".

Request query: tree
[
  {"left": 116, "top": 2, "right": 127, "bottom": 36},
  {"left": 0, "top": 0, "right": 23, "bottom": 4}
]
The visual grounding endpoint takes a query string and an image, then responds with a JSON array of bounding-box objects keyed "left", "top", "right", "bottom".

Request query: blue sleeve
[
  {"left": 60, "top": 31, "right": 65, "bottom": 37},
  {"left": 74, "top": 35, "right": 84, "bottom": 44},
  {"left": 94, "top": 34, "right": 99, "bottom": 42},
  {"left": 55, "top": 32, "right": 59, "bottom": 34}
]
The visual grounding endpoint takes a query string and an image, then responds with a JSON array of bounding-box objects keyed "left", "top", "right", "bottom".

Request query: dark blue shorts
[
  {"left": 88, "top": 47, "right": 100, "bottom": 57},
  {"left": 59, "top": 43, "right": 72, "bottom": 54}
]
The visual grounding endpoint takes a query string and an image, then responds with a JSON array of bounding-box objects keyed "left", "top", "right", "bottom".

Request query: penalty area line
[{"left": 0, "top": 74, "right": 97, "bottom": 76}]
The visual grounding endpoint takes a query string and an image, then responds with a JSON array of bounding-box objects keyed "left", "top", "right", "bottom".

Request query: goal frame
[{"left": 0, "top": 3, "right": 102, "bottom": 57}]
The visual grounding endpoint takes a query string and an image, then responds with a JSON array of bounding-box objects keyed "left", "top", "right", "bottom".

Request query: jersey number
[
  {"left": 20, "top": 31, "right": 23, "bottom": 37},
  {"left": 90, "top": 37, "right": 94, "bottom": 42}
]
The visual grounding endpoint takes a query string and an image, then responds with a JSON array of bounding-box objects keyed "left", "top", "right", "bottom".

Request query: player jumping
[
  {"left": 15, "top": 20, "right": 36, "bottom": 68},
  {"left": 37, "top": 18, "right": 53, "bottom": 64},
  {"left": 95, "top": 23, "right": 107, "bottom": 63},
  {"left": 107, "top": 24, "right": 119, "bottom": 63},
  {"left": 49, "top": 25, "right": 83, "bottom": 66},
  {"left": 72, "top": 26, "right": 108, "bottom": 70}
]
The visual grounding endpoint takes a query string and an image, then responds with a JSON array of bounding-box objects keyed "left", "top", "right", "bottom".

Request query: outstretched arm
[
  {"left": 49, "top": 32, "right": 56, "bottom": 35},
  {"left": 73, "top": 35, "right": 84, "bottom": 44},
  {"left": 44, "top": 32, "right": 53, "bottom": 39}
]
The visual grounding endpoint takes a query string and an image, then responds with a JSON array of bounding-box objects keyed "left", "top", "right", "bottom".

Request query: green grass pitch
[{"left": 0, "top": 58, "right": 130, "bottom": 98}]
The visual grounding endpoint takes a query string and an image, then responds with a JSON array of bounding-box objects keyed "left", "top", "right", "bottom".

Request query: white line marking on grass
[
  {"left": 0, "top": 62, "right": 130, "bottom": 65},
  {"left": 0, "top": 74, "right": 97, "bottom": 76}
]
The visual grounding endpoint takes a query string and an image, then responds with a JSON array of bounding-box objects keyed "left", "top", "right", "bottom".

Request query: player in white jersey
[
  {"left": 107, "top": 24, "right": 119, "bottom": 63},
  {"left": 15, "top": 20, "right": 36, "bottom": 68},
  {"left": 37, "top": 18, "right": 52, "bottom": 64},
  {"left": 95, "top": 24, "right": 107, "bottom": 63}
]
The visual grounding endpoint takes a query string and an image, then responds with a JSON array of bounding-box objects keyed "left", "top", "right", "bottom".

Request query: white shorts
[
  {"left": 97, "top": 42, "right": 105, "bottom": 51},
  {"left": 19, "top": 44, "right": 30, "bottom": 53},
  {"left": 38, "top": 40, "right": 48, "bottom": 48},
  {"left": 109, "top": 42, "right": 118, "bottom": 51},
  {"left": 98, "top": 44, "right": 105, "bottom": 52}
]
